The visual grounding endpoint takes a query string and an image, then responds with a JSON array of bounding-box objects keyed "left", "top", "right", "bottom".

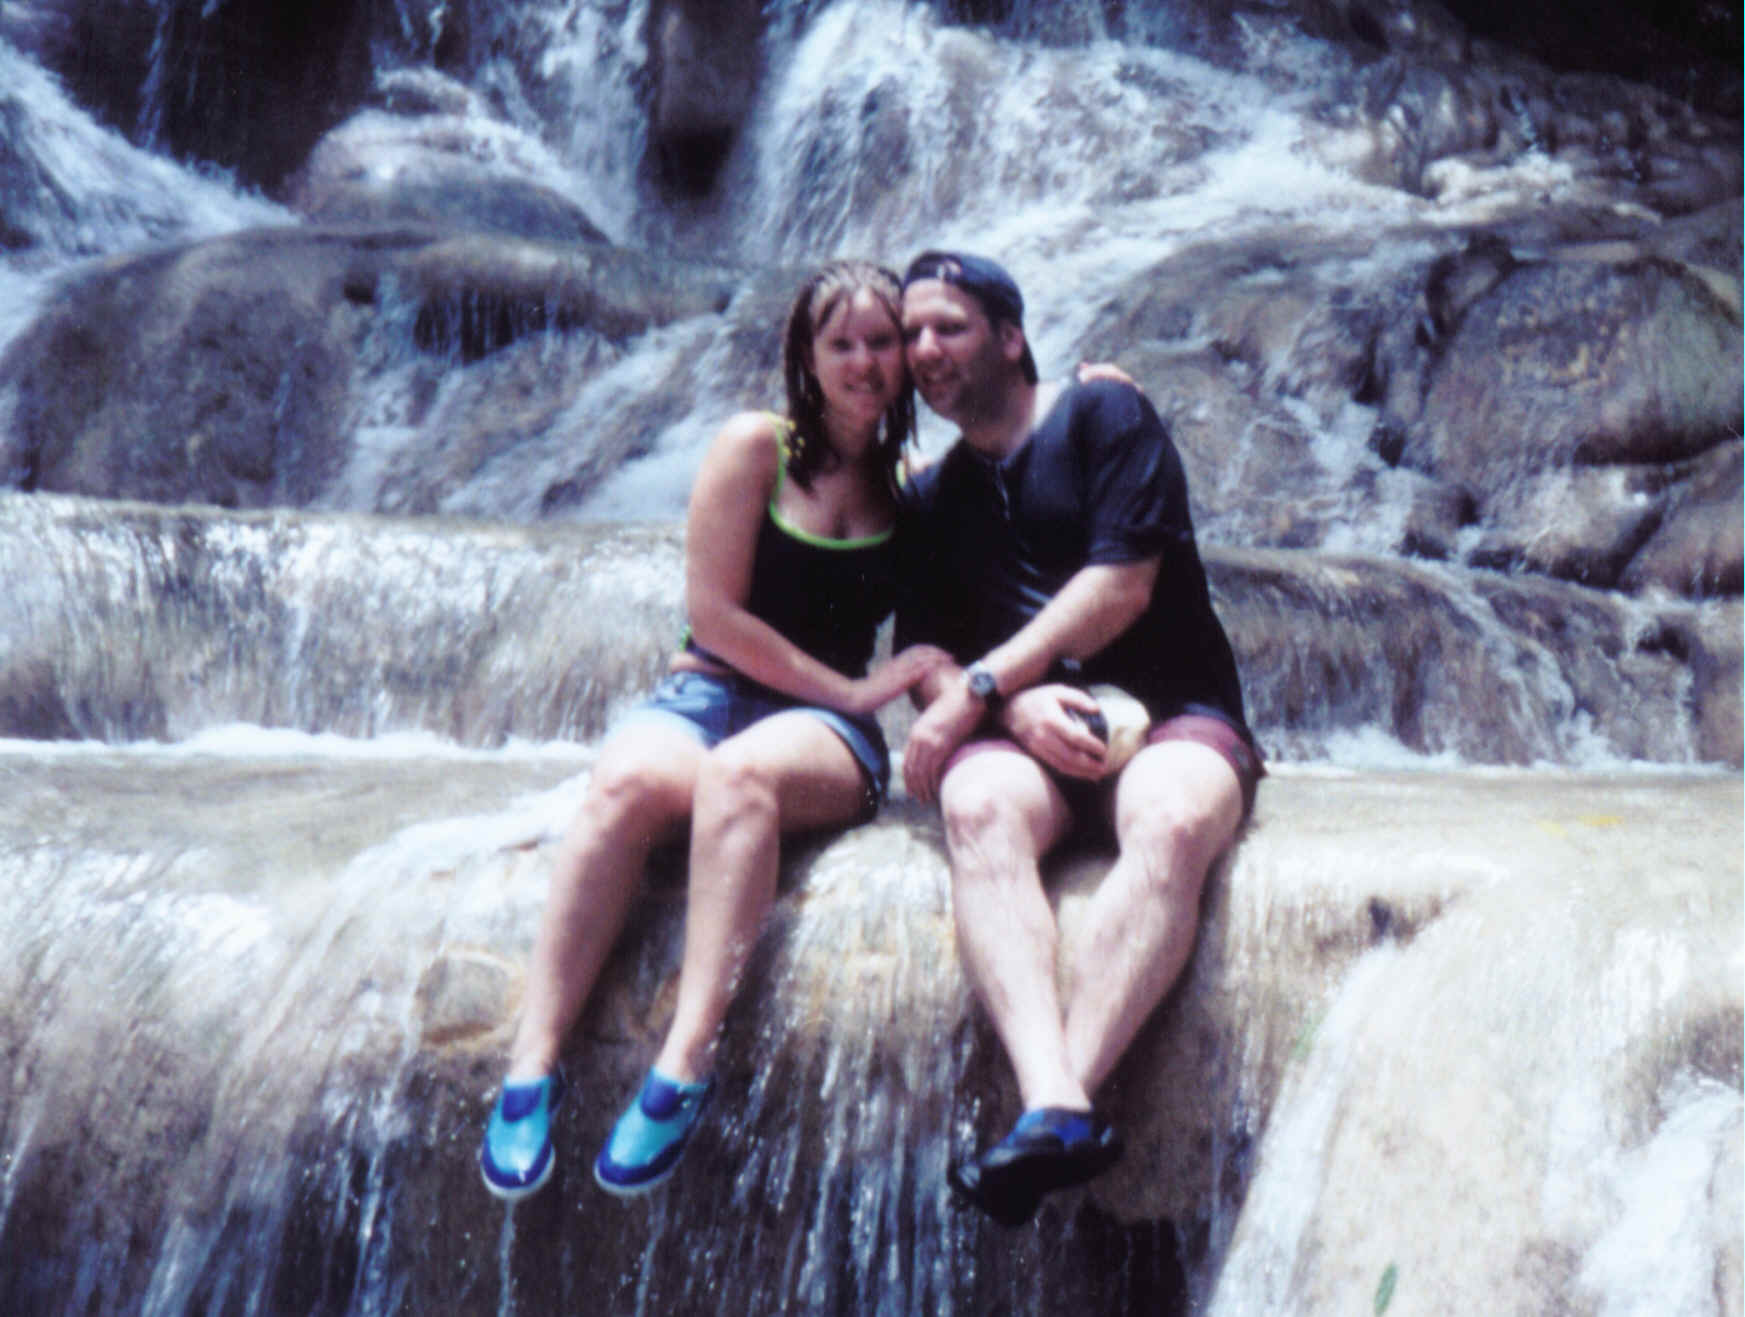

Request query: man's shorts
[
  {"left": 612, "top": 670, "right": 891, "bottom": 819},
  {"left": 1145, "top": 711, "right": 1265, "bottom": 823},
  {"left": 966, "top": 705, "right": 1263, "bottom": 848}
]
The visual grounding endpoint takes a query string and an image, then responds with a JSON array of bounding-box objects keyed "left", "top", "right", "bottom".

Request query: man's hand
[
  {"left": 999, "top": 685, "right": 1111, "bottom": 780},
  {"left": 901, "top": 680, "right": 985, "bottom": 805}
]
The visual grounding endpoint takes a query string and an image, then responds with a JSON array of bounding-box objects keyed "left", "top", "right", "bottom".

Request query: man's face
[{"left": 901, "top": 279, "right": 1019, "bottom": 424}]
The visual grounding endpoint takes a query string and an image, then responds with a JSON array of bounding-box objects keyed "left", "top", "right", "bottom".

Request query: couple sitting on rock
[{"left": 478, "top": 252, "right": 1262, "bottom": 1227}]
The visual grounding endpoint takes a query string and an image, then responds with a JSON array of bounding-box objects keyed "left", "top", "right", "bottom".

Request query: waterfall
[
  {"left": 1203, "top": 792, "right": 1742, "bottom": 1315},
  {"left": 0, "top": 493, "right": 683, "bottom": 744},
  {"left": 0, "top": 0, "right": 1738, "bottom": 1312}
]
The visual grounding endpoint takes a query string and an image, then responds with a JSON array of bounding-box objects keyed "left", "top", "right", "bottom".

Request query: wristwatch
[{"left": 965, "top": 662, "right": 1003, "bottom": 711}]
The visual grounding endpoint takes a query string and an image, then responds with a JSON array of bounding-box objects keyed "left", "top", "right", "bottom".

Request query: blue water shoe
[
  {"left": 479, "top": 1070, "right": 566, "bottom": 1201},
  {"left": 593, "top": 1068, "right": 714, "bottom": 1196}
]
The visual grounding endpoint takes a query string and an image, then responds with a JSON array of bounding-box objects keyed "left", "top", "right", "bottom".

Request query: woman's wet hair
[{"left": 782, "top": 261, "right": 916, "bottom": 493}]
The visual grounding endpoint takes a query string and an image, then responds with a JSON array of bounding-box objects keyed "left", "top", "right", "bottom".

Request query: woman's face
[{"left": 810, "top": 285, "right": 906, "bottom": 445}]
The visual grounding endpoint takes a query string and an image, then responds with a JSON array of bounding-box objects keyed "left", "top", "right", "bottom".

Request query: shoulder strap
[{"left": 763, "top": 413, "right": 794, "bottom": 509}]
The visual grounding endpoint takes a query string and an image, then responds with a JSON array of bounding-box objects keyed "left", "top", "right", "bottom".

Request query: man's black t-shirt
[{"left": 897, "top": 379, "right": 1254, "bottom": 746}]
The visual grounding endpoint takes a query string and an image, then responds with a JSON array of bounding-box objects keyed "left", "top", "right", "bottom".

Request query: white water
[
  {"left": 0, "top": 3, "right": 1738, "bottom": 1312},
  {"left": 3, "top": 738, "right": 1732, "bottom": 1313},
  {"left": 1, "top": 0, "right": 1621, "bottom": 540},
  {"left": 0, "top": 38, "right": 287, "bottom": 264}
]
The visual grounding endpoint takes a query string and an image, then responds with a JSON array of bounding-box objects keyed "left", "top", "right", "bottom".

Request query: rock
[
  {"left": 0, "top": 656, "right": 79, "bottom": 740},
  {"left": 1393, "top": 469, "right": 1476, "bottom": 560},
  {"left": 283, "top": 103, "right": 610, "bottom": 245},
  {"left": 1622, "top": 438, "right": 1744, "bottom": 598},
  {"left": 1467, "top": 463, "right": 1671, "bottom": 587},
  {"left": 1409, "top": 252, "right": 1743, "bottom": 496},
  {"left": 1204, "top": 773, "right": 1742, "bottom": 1315},
  {"left": 647, "top": 0, "right": 763, "bottom": 194},
  {"left": 7, "top": 495, "right": 1734, "bottom": 764},
  {"left": 0, "top": 229, "right": 360, "bottom": 508},
  {"left": 392, "top": 234, "right": 740, "bottom": 357},
  {"left": 1109, "top": 346, "right": 1329, "bottom": 546},
  {"left": 1212, "top": 546, "right": 1737, "bottom": 765},
  {"left": 1424, "top": 232, "right": 1517, "bottom": 337},
  {"left": 1673, "top": 599, "right": 1745, "bottom": 766},
  {"left": 0, "top": 225, "right": 745, "bottom": 511},
  {"left": 1436, "top": 0, "right": 1743, "bottom": 118},
  {"left": 2, "top": 0, "right": 375, "bottom": 188},
  {"left": 1, "top": 749, "right": 1736, "bottom": 1313},
  {"left": 1355, "top": 58, "right": 1511, "bottom": 194},
  {"left": 0, "top": 494, "right": 685, "bottom": 745},
  {"left": 1641, "top": 199, "right": 1745, "bottom": 292},
  {"left": 415, "top": 950, "right": 514, "bottom": 1049},
  {"left": 1084, "top": 220, "right": 1741, "bottom": 607}
]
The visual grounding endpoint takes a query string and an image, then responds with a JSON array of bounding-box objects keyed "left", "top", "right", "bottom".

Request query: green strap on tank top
[{"left": 762, "top": 414, "right": 891, "bottom": 550}]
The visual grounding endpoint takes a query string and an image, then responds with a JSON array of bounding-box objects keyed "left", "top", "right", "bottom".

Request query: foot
[
  {"left": 948, "top": 1107, "right": 1124, "bottom": 1227},
  {"left": 479, "top": 1070, "right": 566, "bottom": 1201},
  {"left": 593, "top": 1068, "right": 714, "bottom": 1197}
]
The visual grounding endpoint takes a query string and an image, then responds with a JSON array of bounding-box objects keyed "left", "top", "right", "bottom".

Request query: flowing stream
[{"left": 0, "top": 1, "right": 1738, "bottom": 1313}]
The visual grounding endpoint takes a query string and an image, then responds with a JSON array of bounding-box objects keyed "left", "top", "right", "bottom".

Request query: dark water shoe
[{"left": 949, "top": 1106, "right": 1124, "bottom": 1227}]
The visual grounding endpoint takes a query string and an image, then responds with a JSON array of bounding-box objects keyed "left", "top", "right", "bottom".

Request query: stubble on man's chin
[
  {"left": 916, "top": 384, "right": 962, "bottom": 427},
  {"left": 922, "top": 379, "right": 994, "bottom": 431}
]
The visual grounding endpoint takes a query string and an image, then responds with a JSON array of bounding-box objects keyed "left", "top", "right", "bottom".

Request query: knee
[
  {"left": 694, "top": 744, "right": 779, "bottom": 825},
  {"left": 939, "top": 770, "right": 1038, "bottom": 874},
  {"left": 581, "top": 754, "right": 683, "bottom": 838},
  {"left": 1115, "top": 794, "right": 1228, "bottom": 896},
  {"left": 940, "top": 772, "right": 1007, "bottom": 846}
]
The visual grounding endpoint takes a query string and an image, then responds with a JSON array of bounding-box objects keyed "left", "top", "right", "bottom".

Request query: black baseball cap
[{"left": 902, "top": 250, "right": 1039, "bottom": 384}]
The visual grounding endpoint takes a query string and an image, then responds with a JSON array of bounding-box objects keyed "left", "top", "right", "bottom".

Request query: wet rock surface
[
  {"left": 0, "top": 752, "right": 1735, "bottom": 1314},
  {"left": 0, "top": 228, "right": 744, "bottom": 513}
]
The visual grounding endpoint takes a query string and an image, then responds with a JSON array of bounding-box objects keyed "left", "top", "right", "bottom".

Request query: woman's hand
[{"left": 842, "top": 644, "right": 954, "bottom": 715}]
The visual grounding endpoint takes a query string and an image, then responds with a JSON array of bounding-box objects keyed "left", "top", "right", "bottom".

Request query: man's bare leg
[
  {"left": 1062, "top": 739, "right": 1243, "bottom": 1096},
  {"left": 938, "top": 743, "right": 1083, "bottom": 1110}
]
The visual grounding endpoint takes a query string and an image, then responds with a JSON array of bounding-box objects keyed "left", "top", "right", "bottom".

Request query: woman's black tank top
[{"left": 686, "top": 419, "right": 901, "bottom": 679}]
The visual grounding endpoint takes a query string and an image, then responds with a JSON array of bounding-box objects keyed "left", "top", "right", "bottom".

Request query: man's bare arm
[
  {"left": 975, "top": 558, "right": 1159, "bottom": 699},
  {"left": 901, "top": 557, "right": 1159, "bottom": 801}
]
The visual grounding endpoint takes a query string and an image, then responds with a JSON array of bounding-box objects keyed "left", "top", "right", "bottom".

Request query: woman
[{"left": 478, "top": 261, "right": 951, "bottom": 1200}]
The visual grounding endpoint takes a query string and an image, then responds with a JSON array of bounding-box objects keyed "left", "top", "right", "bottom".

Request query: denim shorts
[{"left": 613, "top": 670, "right": 891, "bottom": 819}]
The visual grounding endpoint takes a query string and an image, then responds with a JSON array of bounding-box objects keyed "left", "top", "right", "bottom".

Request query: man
[{"left": 896, "top": 251, "right": 1263, "bottom": 1227}]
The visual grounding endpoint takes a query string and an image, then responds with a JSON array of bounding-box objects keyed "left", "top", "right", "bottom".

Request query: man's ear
[{"left": 998, "top": 321, "right": 1027, "bottom": 368}]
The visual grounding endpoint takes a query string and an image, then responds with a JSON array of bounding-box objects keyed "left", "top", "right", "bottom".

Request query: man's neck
[{"left": 960, "top": 379, "right": 1057, "bottom": 463}]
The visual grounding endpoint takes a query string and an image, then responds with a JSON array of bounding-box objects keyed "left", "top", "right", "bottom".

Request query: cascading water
[{"left": 0, "top": 0, "right": 1738, "bottom": 1313}]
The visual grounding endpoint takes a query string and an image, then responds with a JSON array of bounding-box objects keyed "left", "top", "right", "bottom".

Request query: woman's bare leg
[
  {"left": 505, "top": 723, "right": 707, "bottom": 1080},
  {"left": 652, "top": 713, "right": 868, "bottom": 1083}
]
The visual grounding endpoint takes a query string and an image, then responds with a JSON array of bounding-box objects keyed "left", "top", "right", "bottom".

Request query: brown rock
[
  {"left": 1412, "top": 255, "right": 1743, "bottom": 495},
  {"left": 647, "top": 0, "right": 763, "bottom": 193},
  {"left": 1623, "top": 438, "right": 1744, "bottom": 598}
]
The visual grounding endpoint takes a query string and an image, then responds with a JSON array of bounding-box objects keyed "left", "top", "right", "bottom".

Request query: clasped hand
[
  {"left": 999, "top": 684, "right": 1110, "bottom": 782},
  {"left": 903, "top": 681, "right": 1111, "bottom": 805}
]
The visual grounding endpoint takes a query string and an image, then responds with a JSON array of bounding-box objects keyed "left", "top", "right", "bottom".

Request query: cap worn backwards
[{"left": 902, "top": 250, "right": 1039, "bottom": 384}]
